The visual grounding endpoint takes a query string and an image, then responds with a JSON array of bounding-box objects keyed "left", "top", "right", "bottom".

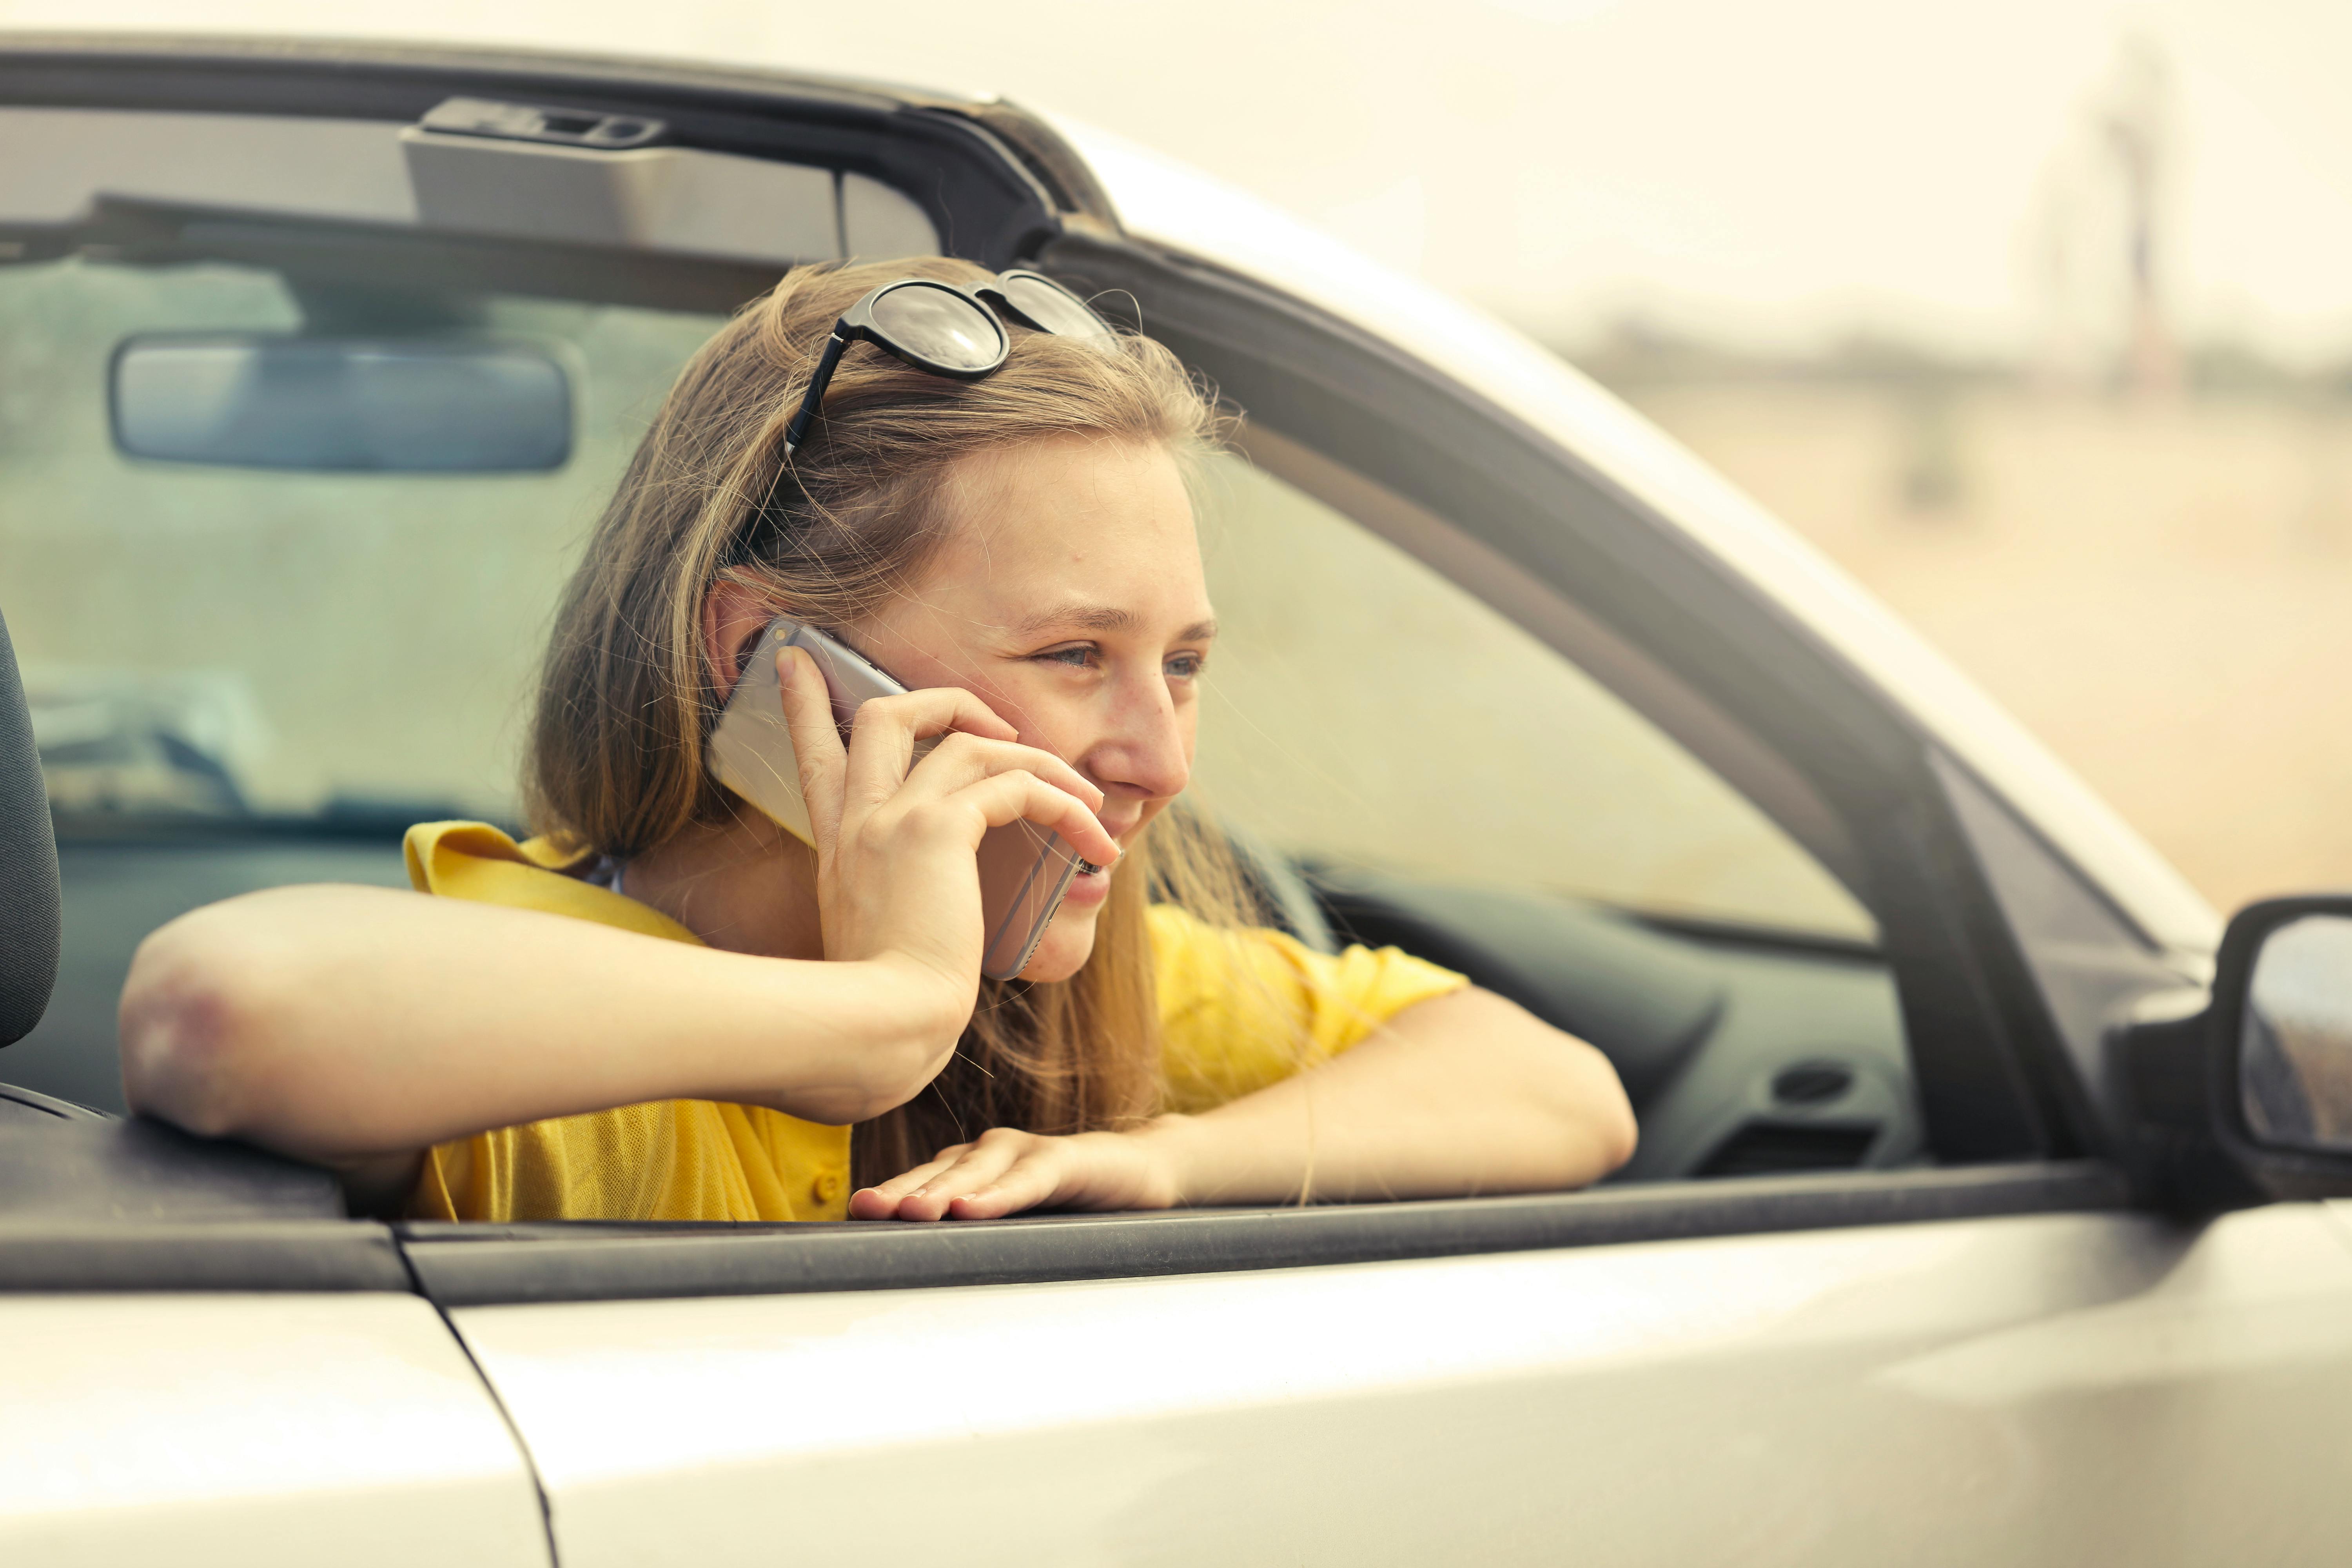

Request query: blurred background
[{"left": 4, "top": 0, "right": 2345, "bottom": 913}]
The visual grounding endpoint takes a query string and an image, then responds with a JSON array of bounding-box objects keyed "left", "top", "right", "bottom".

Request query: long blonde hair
[{"left": 527, "top": 257, "right": 1256, "bottom": 1184}]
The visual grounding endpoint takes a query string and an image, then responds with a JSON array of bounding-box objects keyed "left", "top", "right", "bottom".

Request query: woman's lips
[{"left": 1060, "top": 858, "right": 1111, "bottom": 908}]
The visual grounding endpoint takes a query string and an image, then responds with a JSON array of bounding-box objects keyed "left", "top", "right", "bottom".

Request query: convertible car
[{"left": 2, "top": 31, "right": 2350, "bottom": 1567}]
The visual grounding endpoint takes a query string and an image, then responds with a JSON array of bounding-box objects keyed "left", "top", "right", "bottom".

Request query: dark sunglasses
[{"left": 781, "top": 270, "right": 1114, "bottom": 454}]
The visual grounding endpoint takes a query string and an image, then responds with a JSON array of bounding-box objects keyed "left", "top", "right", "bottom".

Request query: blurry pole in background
[
  {"left": 2030, "top": 35, "right": 2180, "bottom": 396},
  {"left": 2102, "top": 36, "right": 2181, "bottom": 396}
]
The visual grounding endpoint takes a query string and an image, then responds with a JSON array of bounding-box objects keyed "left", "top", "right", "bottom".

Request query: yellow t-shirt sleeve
[
  {"left": 1151, "top": 903, "right": 1469, "bottom": 1116},
  {"left": 403, "top": 819, "right": 699, "bottom": 943},
  {"left": 397, "top": 820, "right": 853, "bottom": 1224}
]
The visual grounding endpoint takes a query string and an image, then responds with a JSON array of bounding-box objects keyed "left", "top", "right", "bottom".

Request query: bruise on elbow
[{"left": 118, "top": 907, "right": 285, "bottom": 1138}]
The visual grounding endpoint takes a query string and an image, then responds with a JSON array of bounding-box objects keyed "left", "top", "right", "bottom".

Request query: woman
[{"left": 119, "top": 257, "right": 1634, "bottom": 1222}]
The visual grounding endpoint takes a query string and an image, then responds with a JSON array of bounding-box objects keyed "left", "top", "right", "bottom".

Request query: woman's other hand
[
  {"left": 848, "top": 986, "right": 1635, "bottom": 1222},
  {"left": 849, "top": 1124, "right": 1185, "bottom": 1222}
]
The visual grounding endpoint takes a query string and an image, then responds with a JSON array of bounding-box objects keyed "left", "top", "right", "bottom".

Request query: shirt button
[{"left": 811, "top": 1171, "right": 844, "bottom": 1204}]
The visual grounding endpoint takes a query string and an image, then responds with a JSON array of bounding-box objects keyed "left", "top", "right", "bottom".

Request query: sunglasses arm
[{"left": 781, "top": 330, "right": 853, "bottom": 456}]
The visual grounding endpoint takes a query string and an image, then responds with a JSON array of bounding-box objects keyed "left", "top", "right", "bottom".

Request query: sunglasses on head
[{"left": 781, "top": 270, "right": 1115, "bottom": 455}]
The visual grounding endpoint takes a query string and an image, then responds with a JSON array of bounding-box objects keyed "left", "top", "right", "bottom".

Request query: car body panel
[
  {"left": 450, "top": 1204, "right": 2352, "bottom": 1567},
  {"left": 0, "top": 1291, "right": 550, "bottom": 1566}
]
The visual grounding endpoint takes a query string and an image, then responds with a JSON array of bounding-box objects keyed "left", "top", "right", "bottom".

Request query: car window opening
[{"left": 5, "top": 185, "right": 1930, "bottom": 1253}]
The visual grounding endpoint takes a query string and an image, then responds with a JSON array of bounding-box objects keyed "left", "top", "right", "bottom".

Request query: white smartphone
[{"left": 706, "top": 617, "right": 1089, "bottom": 982}]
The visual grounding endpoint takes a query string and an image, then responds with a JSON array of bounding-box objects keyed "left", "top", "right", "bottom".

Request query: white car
[{"left": 3, "top": 32, "right": 2351, "bottom": 1568}]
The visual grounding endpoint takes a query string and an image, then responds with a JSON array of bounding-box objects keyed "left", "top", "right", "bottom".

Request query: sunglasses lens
[
  {"left": 868, "top": 283, "right": 1004, "bottom": 373},
  {"left": 998, "top": 274, "right": 1114, "bottom": 342}
]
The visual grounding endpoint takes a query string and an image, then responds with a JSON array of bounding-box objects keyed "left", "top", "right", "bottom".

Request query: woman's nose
[{"left": 1085, "top": 675, "right": 1191, "bottom": 801}]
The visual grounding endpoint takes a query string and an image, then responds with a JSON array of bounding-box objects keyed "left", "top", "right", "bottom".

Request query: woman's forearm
[
  {"left": 120, "top": 883, "right": 962, "bottom": 1165},
  {"left": 1143, "top": 987, "right": 1637, "bottom": 1205},
  {"left": 846, "top": 987, "right": 1635, "bottom": 1223}
]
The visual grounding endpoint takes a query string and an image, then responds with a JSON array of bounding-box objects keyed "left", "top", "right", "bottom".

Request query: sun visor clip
[{"left": 414, "top": 97, "right": 666, "bottom": 151}]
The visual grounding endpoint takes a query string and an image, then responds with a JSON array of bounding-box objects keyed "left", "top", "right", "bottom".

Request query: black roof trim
[
  {"left": 399, "top": 1161, "right": 2127, "bottom": 1307},
  {"left": 955, "top": 98, "right": 1121, "bottom": 231},
  {"left": 0, "top": 31, "right": 1098, "bottom": 267},
  {"left": 0, "top": 32, "right": 911, "bottom": 115}
]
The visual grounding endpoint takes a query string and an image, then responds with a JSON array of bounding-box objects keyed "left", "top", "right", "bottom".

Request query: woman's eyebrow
[
  {"left": 1013, "top": 603, "right": 1219, "bottom": 641},
  {"left": 1016, "top": 602, "right": 1134, "bottom": 635}
]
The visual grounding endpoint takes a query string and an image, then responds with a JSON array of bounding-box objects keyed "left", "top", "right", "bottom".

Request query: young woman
[{"left": 119, "top": 257, "right": 1635, "bottom": 1222}]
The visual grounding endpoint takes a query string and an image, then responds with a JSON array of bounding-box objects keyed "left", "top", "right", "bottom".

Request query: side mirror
[
  {"left": 2113, "top": 895, "right": 2352, "bottom": 1210},
  {"left": 2236, "top": 904, "right": 2352, "bottom": 1149}
]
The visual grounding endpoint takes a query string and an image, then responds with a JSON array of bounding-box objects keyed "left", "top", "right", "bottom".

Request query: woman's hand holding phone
[{"left": 774, "top": 646, "right": 1119, "bottom": 1105}]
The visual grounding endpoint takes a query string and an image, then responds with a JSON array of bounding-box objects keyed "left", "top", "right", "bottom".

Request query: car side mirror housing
[{"left": 2112, "top": 895, "right": 2352, "bottom": 1212}]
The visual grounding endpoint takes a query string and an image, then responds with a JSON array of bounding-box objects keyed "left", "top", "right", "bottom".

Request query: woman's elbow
[{"left": 119, "top": 906, "right": 290, "bottom": 1138}]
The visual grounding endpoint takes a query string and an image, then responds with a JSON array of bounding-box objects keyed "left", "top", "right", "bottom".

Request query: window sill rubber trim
[
  {"left": 0, "top": 1220, "right": 411, "bottom": 1293},
  {"left": 397, "top": 1160, "right": 2127, "bottom": 1308}
]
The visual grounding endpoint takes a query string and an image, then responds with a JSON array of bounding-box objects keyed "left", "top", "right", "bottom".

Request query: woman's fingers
[
  {"left": 849, "top": 1129, "right": 1173, "bottom": 1222},
  {"left": 822, "top": 684, "right": 1114, "bottom": 862},
  {"left": 875, "top": 1144, "right": 967, "bottom": 1196},
  {"left": 941, "top": 771, "right": 1123, "bottom": 869},
  {"left": 840, "top": 688, "right": 1023, "bottom": 812},
  {"left": 861, "top": 1129, "right": 1036, "bottom": 1222},
  {"left": 902, "top": 730, "right": 1105, "bottom": 817},
  {"left": 791, "top": 673, "right": 1116, "bottom": 980},
  {"left": 942, "top": 1156, "right": 1062, "bottom": 1221},
  {"left": 846, "top": 1145, "right": 967, "bottom": 1220},
  {"left": 775, "top": 648, "right": 850, "bottom": 851}
]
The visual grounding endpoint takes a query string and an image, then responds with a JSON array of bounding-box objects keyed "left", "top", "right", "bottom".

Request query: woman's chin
[{"left": 1018, "top": 909, "right": 1100, "bottom": 983}]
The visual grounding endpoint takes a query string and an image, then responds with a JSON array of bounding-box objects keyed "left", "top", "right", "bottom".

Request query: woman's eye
[
  {"left": 1165, "top": 653, "right": 1205, "bottom": 680},
  {"left": 1036, "top": 645, "right": 1096, "bottom": 668}
]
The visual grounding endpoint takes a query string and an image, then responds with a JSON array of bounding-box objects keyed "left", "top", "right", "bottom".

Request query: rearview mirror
[{"left": 109, "top": 335, "right": 572, "bottom": 473}]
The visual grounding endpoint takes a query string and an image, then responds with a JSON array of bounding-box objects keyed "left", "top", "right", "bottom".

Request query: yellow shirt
[{"left": 403, "top": 821, "right": 1467, "bottom": 1223}]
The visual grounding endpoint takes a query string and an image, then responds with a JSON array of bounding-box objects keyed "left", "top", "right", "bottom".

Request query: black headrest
[{"left": 0, "top": 605, "right": 60, "bottom": 1045}]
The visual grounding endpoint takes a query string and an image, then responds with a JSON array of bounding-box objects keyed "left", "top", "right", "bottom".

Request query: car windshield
[{"left": 3, "top": 252, "right": 723, "bottom": 831}]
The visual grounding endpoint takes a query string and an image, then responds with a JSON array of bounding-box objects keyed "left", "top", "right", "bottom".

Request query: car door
[
  {"left": 0, "top": 1122, "right": 551, "bottom": 1566},
  {"left": 424, "top": 1199, "right": 2352, "bottom": 1567},
  {"left": 1, "top": 1289, "right": 553, "bottom": 1567}
]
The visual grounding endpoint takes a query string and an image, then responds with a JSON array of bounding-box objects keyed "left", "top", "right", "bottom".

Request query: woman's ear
[{"left": 701, "top": 581, "right": 781, "bottom": 697}]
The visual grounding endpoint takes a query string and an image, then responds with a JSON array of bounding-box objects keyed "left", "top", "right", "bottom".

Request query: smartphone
[{"left": 706, "top": 617, "right": 1088, "bottom": 982}]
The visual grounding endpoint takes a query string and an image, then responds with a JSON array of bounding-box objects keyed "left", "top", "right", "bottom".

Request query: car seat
[
  {"left": 0, "top": 602, "right": 66, "bottom": 1111},
  {"left": 0, "top": 599, "right": 111, "bottom": 1120}
]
